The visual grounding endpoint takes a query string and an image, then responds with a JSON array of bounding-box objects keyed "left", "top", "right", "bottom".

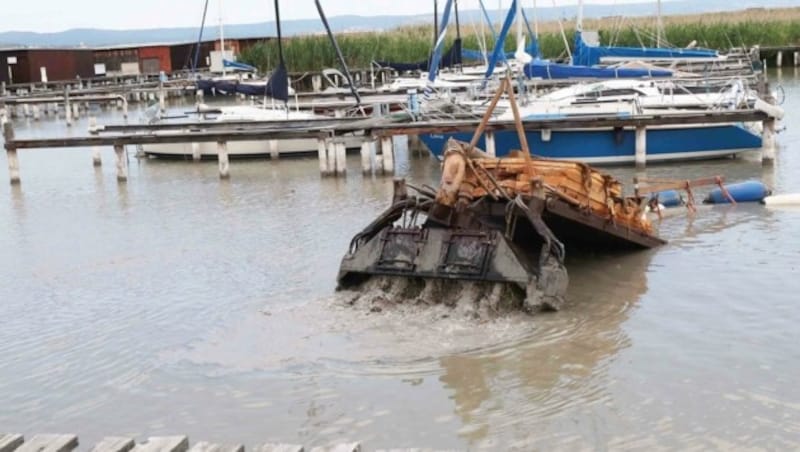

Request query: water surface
[{"left": 1, "top": 71, "right": 799, "bottom": 449}]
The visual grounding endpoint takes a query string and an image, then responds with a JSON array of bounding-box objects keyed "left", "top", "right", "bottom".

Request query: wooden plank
[
  {"left": 14, "top": 434, "right": 78, "bottom": 452},
  {"left": 252, "top": 445, "right": 303, "bottom": 452},
  {"left": 375, "top": 450, "right": 461, "bottom": 452},
  {"left": 90, "top": 437, "right": 135, "bottom": 452},
  {"left": 0, "top": 434, "right": 24, "bottom": 452},
  {"left": 309, "top": 444, "right": 360, "bottom": 452},
  {"left": 130, "top": 436, "right": 188, "bottom": 452},
  {"left": 187, "top": 442, "right": 243, "bottom": 452}
]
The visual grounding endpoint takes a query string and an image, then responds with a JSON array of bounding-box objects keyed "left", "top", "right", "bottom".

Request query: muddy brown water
[{"left": 1, "top": 71, "right": 799, "bottom": 449}]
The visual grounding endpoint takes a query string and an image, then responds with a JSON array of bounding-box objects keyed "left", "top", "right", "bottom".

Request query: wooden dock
[
  {"left": 0, "top": 433, "right": 453, "bottom": 452},
  {"left": 2, "top": 108, "right": 779, "bottom": 184},
  {"left": 0, "top": 433, "right": 353, "bottom": 452}
]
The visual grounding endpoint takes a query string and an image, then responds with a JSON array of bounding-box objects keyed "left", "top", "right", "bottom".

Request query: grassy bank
[{"left": 239, "top": 7, "right": 800, "bottom": 73}]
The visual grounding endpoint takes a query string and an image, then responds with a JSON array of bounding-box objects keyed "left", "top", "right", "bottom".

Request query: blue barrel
[
  {"left": 705, "top": 181, "right": 771, "bottom": 204},
  {"left": 652, "top": 190, "right": 684, "bottom": 208}
]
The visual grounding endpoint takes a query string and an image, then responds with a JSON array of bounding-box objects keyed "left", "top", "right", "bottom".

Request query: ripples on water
[{"left": 1, "top": 73, "right": 800, "bottom": 449}]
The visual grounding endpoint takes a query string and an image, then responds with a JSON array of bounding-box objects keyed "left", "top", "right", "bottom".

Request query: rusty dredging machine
[{"left": 337, "top": 78, "right": 666, "bottom": 312}]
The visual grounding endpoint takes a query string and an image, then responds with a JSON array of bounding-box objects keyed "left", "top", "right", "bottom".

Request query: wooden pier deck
[
  {"left": 2, "top": 108, "right": 778, "bottom": 184},
  {"left": 0, "top": 433, "right": 387, "bottom": 452}
]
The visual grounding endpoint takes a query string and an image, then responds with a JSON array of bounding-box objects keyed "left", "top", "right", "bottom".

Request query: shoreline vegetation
[{"left": 239, "top": 7, "right": 800, "bottom": 73}]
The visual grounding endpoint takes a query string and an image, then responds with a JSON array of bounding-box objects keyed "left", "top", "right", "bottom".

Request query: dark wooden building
[{"left": 0, "top": 48, "right": 94, "bottom": 84}]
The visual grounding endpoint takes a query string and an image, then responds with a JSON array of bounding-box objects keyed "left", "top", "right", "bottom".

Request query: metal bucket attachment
[{"left": 338, "top": 221, "right": 568, "bottom": 312}]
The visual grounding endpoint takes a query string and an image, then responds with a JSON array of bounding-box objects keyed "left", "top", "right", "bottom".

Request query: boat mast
[
  {"left": 454, "top": 0, "right": 461, "bottom": 41},
  {"left": 274, "top": 0, "right": 284, "bottom": 67},
  {"left": 192, "top": 0, "right": 210, "bottom": 74},
  {"left": 219, "top": 0, "right": 226, "bottom": 77},
  {"left": 532, "top": 0, "right": 538, "bottom": 38},
  {"left": 656, "top": 0, "right": 663, "bottom": 47},
  {"left": 577, "top": 0, "right": 583, "bottom": 32},
  {"left": 516, "top": 0, "right": 522, "bottom": 51},
  {"left": 433, "top": 0, "right": 439, "bottom": 52}
]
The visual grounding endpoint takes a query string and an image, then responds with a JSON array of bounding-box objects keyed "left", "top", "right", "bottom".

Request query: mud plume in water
[{"left": 340, "top": 276, "right": 530, "bottom": 321}]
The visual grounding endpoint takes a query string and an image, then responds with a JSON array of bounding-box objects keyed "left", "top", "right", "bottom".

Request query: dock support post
[
  {"left": 777, "top": 51, "right": 783, "bottom": 68},
  {"left": 22, "top": 103, "right": 30, "bottom": 118},
  {"left": 32, "top": 104, "right": 40, "bottom": 120},
  {"left": 158, "top": 80, "right": 166, "bottom": 114},
  {"left": 122, "top": 98, "right": 128, "bottom": 118},
  {"left": 114, "top": 144, "right": 127, "bottom": 182},
  {"left": 312, "top": 74, "right": 322, "bottom": 93},
  {"left": 0, "top": 81, "right": 5, "bottom": 97},
  {"left": 335, "top": 139, "right": 347, "bottom": 177},
  {"left": 195, "top": 89, "right": 203, "bottom": 104},
  {"left": 318, "top": 137, "right": 330, "bottom": 177},
  {"left": 762, "top": 118, "right": 777, "bottom": 164},
  {"left": 64, "top": 86, "right": 72, "bottom": 126},
  {"left": 191, "top": 142, "right": 201, "bottom": 161},
  {"left": 269, "top": 139, "right": 279, "bottom": 160},
  {"left": 635, "top": 126, "right": 647, "bottom": 169},
  {"left": 380, "top": 135, "right": 394, "bottom": 175},
  {"left": 361, "top": 137, "right": 375, "bottom": 174},
  {"left": 89, "top": 117, "right": 101, "bottom": 166},
  {"left": 4, "top": 123, "right": 20, "bottom": 185},
  {"left": 325, "top": 138, "right": 337, "bottom": 176},
  {"left": 217, "top": 141, "right": 230, "bottom": 179},
  {"left": 485, "top": 131, "right": 496, "bottom": 157},
  {"left": 794, "top": 51, "right": 800, "bottom": 67},
  {"left": 72, "top": 102, "right": 80, "bottom": 120}
]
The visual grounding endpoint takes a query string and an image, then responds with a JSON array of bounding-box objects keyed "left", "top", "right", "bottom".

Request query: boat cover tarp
[
  {"left": 524, "top": 60, "right": 672, "bottom": 79},
  {"left": 195, "top": 62, "right": 289, "bottom": 101},
  {"left": 376, "top": 38, "right": 463, "bottom": 72},
  {"left": 573, "top": 31, "right": 719, "bottom": 67}
]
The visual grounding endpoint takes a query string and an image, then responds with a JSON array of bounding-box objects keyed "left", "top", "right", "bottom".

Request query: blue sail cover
[
  {"left": 465, "top": 0, "right": 539, "bottom": 63},
  {"left": 524, "top": 60, "right": 672, "bottom": 79},
  {"left": 426, "top": 0, "right": 455, "bottom": 80},
  {"left": 483, "top": 0, "right": 517, "bottom": 83},
  {"left": 573, "top": 31, "right": 719, "bottom": 67}
]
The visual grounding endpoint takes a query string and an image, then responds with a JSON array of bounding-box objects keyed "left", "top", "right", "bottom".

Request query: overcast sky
[{"left": 2, "top": 0, "right": 668, "bottom": 33}]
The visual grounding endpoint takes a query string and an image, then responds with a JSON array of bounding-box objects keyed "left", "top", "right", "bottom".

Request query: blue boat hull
[{"left": 419, "top": 124, "right": 762, "bottom": 165}]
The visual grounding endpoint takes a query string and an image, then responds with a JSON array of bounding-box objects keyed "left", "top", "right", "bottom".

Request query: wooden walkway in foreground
[{"left": 0, "top": 433, "right": 450, "bottom": 452}]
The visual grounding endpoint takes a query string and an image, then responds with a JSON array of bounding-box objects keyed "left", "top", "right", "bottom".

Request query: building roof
[{"left": 93, "top": 35, "right": 273, "bottom": 51}]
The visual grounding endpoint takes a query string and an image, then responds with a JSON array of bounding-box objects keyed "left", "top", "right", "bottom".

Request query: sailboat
[
  {"left": 415, "top": 1, "right": 780, "bottom": 166},
  {"left": 142, "top": 0, "right": 362, "bottom": 159},
  {"left": 571, "top": 0, "right": 723, "bottom": 67}
]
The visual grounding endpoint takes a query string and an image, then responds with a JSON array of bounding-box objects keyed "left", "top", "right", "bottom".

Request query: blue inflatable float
[
  {"left": 704, "top": 181, "right": 772, "bottom": 204},
  {"left": 651, "top": 190, "right": 684, "bottom": 208}
]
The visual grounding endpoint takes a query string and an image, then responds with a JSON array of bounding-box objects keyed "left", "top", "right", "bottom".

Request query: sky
[{"left": 1, "top": 0, "right": 669, "bottom": 33}]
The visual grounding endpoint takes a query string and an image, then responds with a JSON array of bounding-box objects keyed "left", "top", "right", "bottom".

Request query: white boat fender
[
  {"left": 754, "top": 98, "right": 785, "bottom": 120},
  {"left": 762, "top": 193, "right": 800, "bottom": 207}
]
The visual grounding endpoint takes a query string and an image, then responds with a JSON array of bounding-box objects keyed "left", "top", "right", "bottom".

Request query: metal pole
[
  {"left": 219, "top": 0, "right": 226, "bottom": 77},
  {"left": 656, "top": 0, "right": 663, "bottom": 47},
  {"left": 434, "top": 0, "right": 439, "bottom": 51},
  {"left": 192, "top": 0, "right": 211, "bottom": 72},
  {"left": 314, "top": 0, "right": 362, "bottom": 107}
]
